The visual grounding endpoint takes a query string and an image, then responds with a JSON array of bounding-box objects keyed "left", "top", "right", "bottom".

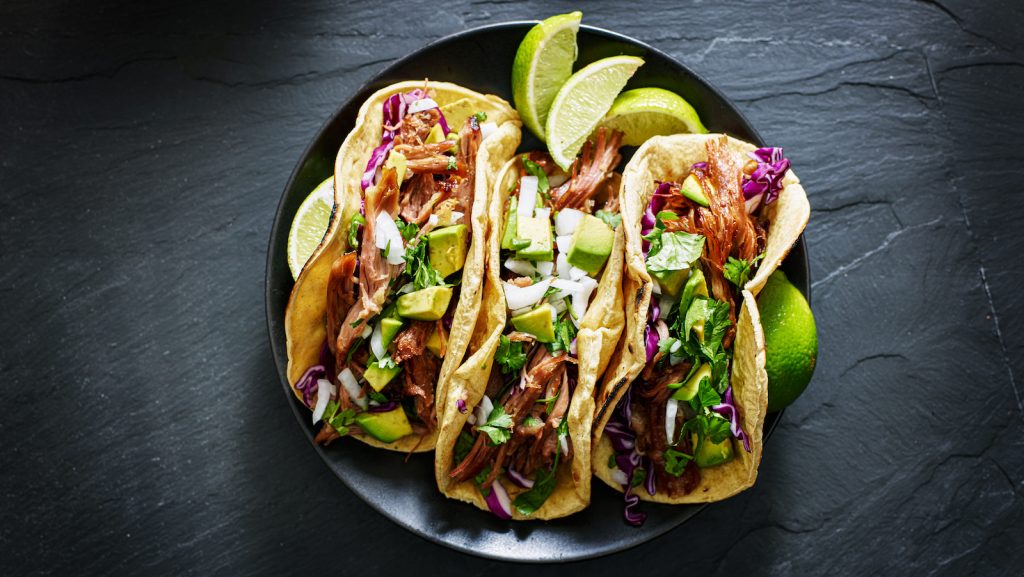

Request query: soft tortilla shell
[
  {"left": 284, "top": 81, "right": 520, "bottom": 452},
  {"left": 434, "top": 156, "right": 626, "bottom": 518}
]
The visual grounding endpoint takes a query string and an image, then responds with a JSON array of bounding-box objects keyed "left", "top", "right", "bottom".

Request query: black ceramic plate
[{"left": 266, "top": 22, "right": 810, "bottom": 562}]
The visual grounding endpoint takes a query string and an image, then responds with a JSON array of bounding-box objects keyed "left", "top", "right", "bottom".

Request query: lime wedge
[
  {"left": 599, "top": 87, "right": 708, "bottom": 146},
  {"left": 545, "top": 55, "right": 644, "bottom": 170},
  {"left": 511, "top": 12, "right": 582, "bottom": 141},
  {"left": 287, "top": 176, "right": 334, "bottom": 280}
]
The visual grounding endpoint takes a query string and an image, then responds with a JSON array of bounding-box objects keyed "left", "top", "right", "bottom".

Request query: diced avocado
[
  {"left": 384, "top": 150, "right": 407, "bottom": 184},
  {"left": 695, "top": 435, "right": 735, "bottom": 468},
  {"left": 566, "top": 214, "right": 614, "bottom": 274},
  {"left": 364, "top": 361, "right": 402, "bottom": 392},
  {"left": 651, "top": 268, "right": 690, "bottom": 297},
  {"left": 396, "top": 286, "right": 453, "bottom": 321},
  {"left": 501, "top": 198, "right": 518, "bottom": 251},
  {"left": 427, "top": 224, "right": 468, "bottom": 278},
  {"left": 355, "top": 407, "right": 414, "bottom": 443},
  {"left": 681, "top": 174, "right": 710, "bottom": 207},
  {"left": 426, "top": 326, "right": 447, "bottom": 357},
  {"left": 380, "top": 318, "right": 404, "bottom": 350},
  {"left": 680, "top": 268, "right": 708, "bottom": 307},
  {"left": 515, "top": 215, "right": 553, "bottom": 261},
  {"left": 670, "top": 363, "right": 711, "bottom": 401},
  {"left": 511, "top": 303, "right": 556, "bottom": 343},
  {"left": 425, "top": 123, "right": 445, "bottom": 144}
]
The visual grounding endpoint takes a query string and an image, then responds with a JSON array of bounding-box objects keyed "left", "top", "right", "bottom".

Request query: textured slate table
[{"left": 2, "top": 1, "right": 1022, "bottom": 575}]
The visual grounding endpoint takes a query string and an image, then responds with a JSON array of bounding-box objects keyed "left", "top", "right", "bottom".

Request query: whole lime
[{"left": 758, "top": 271, "right": 818, "bottom": 412}]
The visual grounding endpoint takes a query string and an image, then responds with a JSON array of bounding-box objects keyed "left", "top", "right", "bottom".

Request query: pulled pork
[{"left": 553, "top": 128, "right": 623, "bottom": 210}]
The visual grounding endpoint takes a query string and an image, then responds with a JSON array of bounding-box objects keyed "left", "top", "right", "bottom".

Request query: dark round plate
[{"left": 266, "top": 21, "right": 810, "bottom": 563}]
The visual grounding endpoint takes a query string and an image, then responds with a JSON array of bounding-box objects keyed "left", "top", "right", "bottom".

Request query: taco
[
  {"left": 592, "top": 134, "right": 809, "bottom": 524},
  {"left": 285, "top": 81, "right": 521, "bottom": 452},
  {"left": 434, "top": 129, "right": 627, "bottom": 519}
]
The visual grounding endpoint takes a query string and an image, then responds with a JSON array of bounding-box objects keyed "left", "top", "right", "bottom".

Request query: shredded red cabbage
[
  {"left": 644, "top": 324, "right": 659, "bottom": 363},
  {"left": 361, "top": 89, "right": 438, "bottom": 191},
  {"left": 643, "top": 455, "right": 656, "bottom": 496},
  {"left": 456, "top": 399, "right": 468, "bottom": 414},
  {"left": 318, "top": 339, "right": 336, "bottom": 381},
  {"left": 295, "top": 365, "right": 326, "bottom": 408},
  {"left": 641, "top": 182, "right": 673, "bottom": 255},
  {"left": 484, "top": 480, "right": 513, "bottom": 519},
  {"left": 506, "top": 468, "right": 535, "bottom": 489},
  {"left": 710, "top": 386, "right": 751, "bottom": 452},
  {"left": 605, "top": 387, "right": 649, "bottom": 526},
  {"left": 741, "top": 147, "right": 791, "bottom": 206}
]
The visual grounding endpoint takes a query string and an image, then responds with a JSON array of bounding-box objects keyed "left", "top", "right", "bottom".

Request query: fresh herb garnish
[
  {"left": 368, "top": 390, "right": 389, "bottom": 404},
  {"left": 510, "top": 238, "right": 531, "bottom": 251},
  {"left": 496, "top": 335, "right": 527, "bottom": 374},
  {"left": 521, "top": 155, "right": 550, "bottom": 194},
  {"left": 328, "top": 408, "right": 357, "bottom": 436},
  {"left": 348, "top": 214, "right": 365, "bottom": 248},
  {"left": 472, "top": 111, "right": 488, "bottom": 123},
  {"left": 595, "top": 209, "right": 622, "bottom": 229},
  {"left": 646, "top": 230, "right": 705, "bottom": 272},
  {"left": 396, "top": 218, "right": 419, "bottom": 242},
  {"left": 476, "top": 406, "right": 514, "bottom": 445},
  {"left": 630, "top": 467, "right": 646, "bottom": 488},
  {"left": 474, "top": 465, "right": 493, "bottom": 496},
  {"left": 723, "top": 253, "right": 765, "bottom": 288},
  {"left": 376, "top": 356, "right": 398, "bottom": 369},
  {"left": 349, "top": 318, "right": 364, "bottom": 329},
  {"left": 548, "top": 313, "right": 577, "bottom": 354},
  {"left": 664, "top": 449, "right": 693, "bottom": 477},
  {"left": 513, "top": 433, "right": 562, "bottom": 515},
  {"left": 446, "top": 156, "right": 458, "bottom": 171},
  {"left": 403, "top": 235, "right": 447, "bottom": 290},
  {"left": 455, "top": 430, "right": 475, "bottom": 464}
]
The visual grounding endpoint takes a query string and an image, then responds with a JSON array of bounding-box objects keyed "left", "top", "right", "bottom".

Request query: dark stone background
[{"left": 2, "top": 0, "right": 1022, "bottom": 574}]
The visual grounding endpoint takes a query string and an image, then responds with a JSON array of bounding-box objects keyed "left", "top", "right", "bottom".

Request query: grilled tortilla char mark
[{"left": 553, "top": 128, "right": 623, "bottom": 210}]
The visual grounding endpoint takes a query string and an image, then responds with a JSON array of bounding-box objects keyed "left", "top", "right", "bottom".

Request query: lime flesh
[
  {"left": 511, "top": 12, "right": 582, "bottom": 141},
  {"left": 545, "top": 55, "right": 644, "bottom": 170},
  {"left": 287, "top": 176, "right": 334, "bottom": 280},
  {"left": 758, "top": 271, "right": 818, "bottom": 412},
  {"left": 600, "top": 87, "right": 708, "bottom": 146}
]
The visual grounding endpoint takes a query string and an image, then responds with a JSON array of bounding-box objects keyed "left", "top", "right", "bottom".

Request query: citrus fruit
[
  {"left": 511, "top": 12, "right": 582, "bottom": 141},
  {"left": 757, "top": 270, "right": 818, "bottom": 412},
  {"left": 287, "top": 176, "right": 334, "bottom": 280},
  {"left": 599, "top": 87, "right": 708, "bottom": 146}
]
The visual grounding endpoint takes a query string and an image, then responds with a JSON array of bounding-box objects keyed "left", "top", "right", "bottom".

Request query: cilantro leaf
[
  {"left": 367, "top": 390, "right": 389, "bottom": 404},
  {"left": 474, "top": 464, "right": 493, "bottom": 496},
  {"left": 513, "top": 453, "right": 560, "bottom": 515},
  {"left": 446, "top": 156, "right": 457, "bottom": 170},
  {"left": 348, "top": 214, "right": 365, "bottom": 249},
  {"left": 476, "top": 406, "right": 514, "bottom": 445},
  {"left": 702, "top": 414, "right": 733, "bottom": 444},
  {"left": 404, "top": 236, "right": 447, "bottom": 290},
  {"left": 630, "top": 467, "right": 646, "bottom": 488},
  {"left": 696, "top": 375, "right": 721, "bottom": 409},
  {"left": 328, "top": 408, "right": 357, "bottom": 436},
  {"left": 396, "top": 218, "right": 419, "bottom": 242},
  {"left": 595, "top": 209, "right": 622, "bottom": 229},
  {"left": 548, "top": 314, "right": 577, "bottom": 354},
  {"left": 496, "top": 335, "right": 527, "bottom": 374},
  {"left": 472, "top": 111, "right": 487, "bottom": 123},
  {"left": 664, "top": 449, "right": 693, "bottom": 477},
  {"left": 646, "top": 230, "right": 705, "bottom": 272},
  {"left": 723, "top": 253, "right": 765, "bottom": 288},
  {"left": 454, "top": 430, "right": 475, "bottom": 464},
  {"left": 521, "top": 155, "right": 550, "bottom": 194}
]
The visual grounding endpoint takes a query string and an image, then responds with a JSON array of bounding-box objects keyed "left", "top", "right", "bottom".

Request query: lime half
[
  {"left": 511, "top": 12, "right": 582, "bottom": 141},
  {"left": 545, "top": 55, "right": 644, "bottom": 170},
  {"left": 287, "top": 176, "right": 334, "bottom": 280},
  {"left": 599, "top": 87, "right": 708, "bottom": 146},
  {"left": 758, "top": 271, "right": 818, "bottom": 412}
]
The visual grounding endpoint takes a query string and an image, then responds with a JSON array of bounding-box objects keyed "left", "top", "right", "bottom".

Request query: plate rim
[{"left": 265, "top": 20, "right": 809, "bottom": 562}]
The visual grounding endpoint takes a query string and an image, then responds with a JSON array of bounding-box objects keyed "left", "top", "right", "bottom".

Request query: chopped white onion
[
  {"left": 659, "top": 294, "right": 675, "bottom": 321},
  {"left": 338, "top": 369, "right": 367, "bottom": 410},
  {"left": 670, "top": 339, "right": 683, "bottom": 354},
  {"left": 504, "top": 259, "right": 537, "bottom": 277},
  {"left": 551, "top": 306, "right": 559, "bottom": 323},
  {"left": 745, "top": 193, "right": 763, "bottom": 215},
  {"left": 571, "top": 276, "right": 598, "bottom": 327},
  {"left": 536, "top": 261, "right": 554, "bottom": 277},
  {"left": 655, "top": 319, "right": 670, "bottom": 341},
  {"left": 550, "top": 298, "right": 568, "bottom": 313},
  {"left": 556, "top": 253, "right": 572, "bottom": 280},
  {"left": 559, "top": 434, "right": 569, "bottom": 456},
  {"left": 312, "top": 379, "right": 335, "bottom": 424},
  {"left": 467, "top": 413, "right": 477, "bottom": 425},
  {"left": 555, "top": 208, "right": 585, "bottom": 236},
  {"left": 665, "top": 400, "right": 679, "bottom": 445},
  {"left": 374, "top": 212, "right": 405, "bottom": 265},
  {"left": 517, "top": 177, "right": 538, "bottom": 218},
  {"left": 427, "top": 214, "right": 439, "bottom": 227},
  {"left": 475, "top": 395, "right": 494, "bottom": 426},
  {"left": 451, "top": 211, "right": 464, "bottom": 223},
  {"left": 370, "top": 322, "right": 386, "bottom": 360},
  {"left": 398, "top": 282, "right": 415, "bottom": 294},
  {"left": 569, "top": 266, "right": 588, "bottom": 281},
  {"left": 480, "top": 121, "right": 498, "bottom": 140},
  {"left": 407, "top": 97, "right": 439, "bottom": 114},
  {"left": 555, "top": 235, "right": 572, "bottom": 255},
  {"left": 551, "top": 278, "right": 583, "bottom": 300},
  {"left": 670, "top": 354, "right": 686, "bottom": 366},
  {"left": 534, "top": 207, "right": 551, "bottom": 222},
  {"left": 610, "top": 469, "right": 629, "bottom": 486},
  {"left": 502, "top": 278, "right": 552, "bottom": 311},
  {"left": 510, "top": 306, "right": 533, "bottom": 318},
  {"left": 650, "top": 277, "right": 662, "bottom": 295}
]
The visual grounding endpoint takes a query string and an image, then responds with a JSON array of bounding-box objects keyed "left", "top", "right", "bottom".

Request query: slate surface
[{"left": 2, "top": 1, "right": 1022, "bottom": 575}]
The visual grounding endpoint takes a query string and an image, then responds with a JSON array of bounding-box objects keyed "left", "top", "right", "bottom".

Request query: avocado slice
[
  {"left": 670, "top": 363, "right": 711, "bottom": 401},
  {"left": 511, "top": 303, "right": 556, "bottom": 343},
  {"left": 380, "top": 318, "right": 404, "bottom": 350},
  {"left": 384, "top": 150, "right": 407, "bottom": 184},
  {"left": 425, "top": 326, "right": 447, "bottom": 357},
  {"left": 355, "top": 407, "right": 414, "bottom": 443},
  {"left": 566, "top": 214, "right": 614, "bottom": 274},
  {"left": 681, "top": 269, "right": 710, "bottom": 341},
  {"left": 427, "top": 224, "right": 469, "bottom": 278},
  {"left": 515, "top": 215, "right": 553, "bottom": 261},
  {"left": 651, "top": 268, "right": 690, "bottom": 298},
  {"left": 364, "top": 361, "right": 402, "bottom": 392},
  {"left": 501, "top": 198, "right": 518, "bottom": 251},
  {"left": 425, "top": 123, "right": 445, "bottom": 145},
  {"left": 681, "top": 174, "right": 710, "bottom": 207},
  {"left": 695, "top": 435, "right": 735, "bottom": 468},
  {"left": 396, "top": 286, "right": 453, "bottom": 321}
]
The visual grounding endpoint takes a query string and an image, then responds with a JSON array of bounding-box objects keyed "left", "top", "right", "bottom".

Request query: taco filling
[
  {"left": 605, "top": 137, "right": 791, "bottom": 524},
  {"left": 448, "top": 129, "right": 624, "bottom": 517},
  {"left": 295, "top": 86, "right": 500, "bottom": 446}
]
